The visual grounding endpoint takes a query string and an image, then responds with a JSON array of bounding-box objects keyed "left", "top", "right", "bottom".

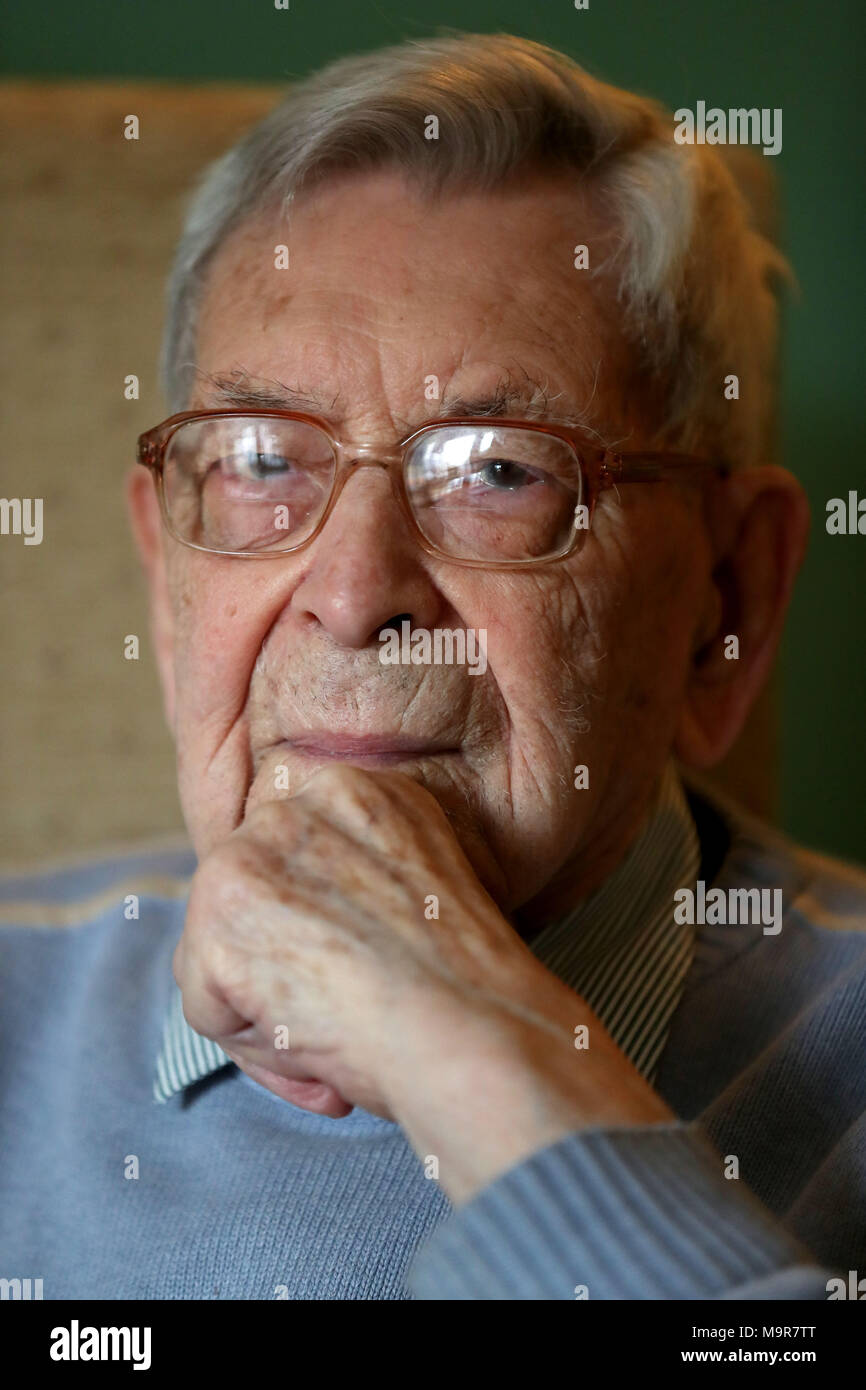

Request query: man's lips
[{"left": 277, "top": 733, "right": 460, "bottom": 765}]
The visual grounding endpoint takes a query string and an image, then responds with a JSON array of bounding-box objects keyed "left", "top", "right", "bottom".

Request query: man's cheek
[
  {"left": 172, "top": 599, "right": 265, "bottom": 741},
  {"left": 173, "top": 688, "right": 257, "bottom": 852}
]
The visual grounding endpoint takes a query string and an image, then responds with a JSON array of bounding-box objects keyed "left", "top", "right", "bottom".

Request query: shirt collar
[
  {"left": 154, "top": 984, "right": 232, "bottom": 1103},
  {"left": 527, "top": 761, "right": 701, "bottom": 1082},
  {"left": 154, "top": 762, "right": 699, "bottom": 1103}
]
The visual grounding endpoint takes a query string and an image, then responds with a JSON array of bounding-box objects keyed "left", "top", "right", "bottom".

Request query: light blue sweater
[{"left": 1, "top": 782, "right": 865, "bottom": 1300}]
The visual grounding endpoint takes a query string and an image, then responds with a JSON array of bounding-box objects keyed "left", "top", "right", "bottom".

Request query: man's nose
[{"left": 289, "top": 466, "right": 443, "bottom": 649}]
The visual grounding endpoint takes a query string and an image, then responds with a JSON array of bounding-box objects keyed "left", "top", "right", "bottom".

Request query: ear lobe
[
  {"left": 675, "top": 465, "right": 810, "bottom": 770},
  {"left": 126, "top": 467, "right": 177, "bottom": 732}
]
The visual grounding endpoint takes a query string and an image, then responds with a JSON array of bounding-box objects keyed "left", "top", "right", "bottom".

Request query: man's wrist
[{"left": 382, "top": 985, "right": 673, "bottom": 1206}]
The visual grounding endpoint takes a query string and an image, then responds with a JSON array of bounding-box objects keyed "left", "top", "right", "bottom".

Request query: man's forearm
[{"left": 383, "top": 983, "right": 674, "bottom": 1206}]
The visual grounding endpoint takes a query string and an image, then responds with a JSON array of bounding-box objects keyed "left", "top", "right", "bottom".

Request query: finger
[
  {"left": 180, "top": 969, "right": 252, "bottom": 1042},
  {"left": 294, "top": 762, "right": 444, "bottom": 843},
  {"left": 226, "top": 1054, "right": 353, "bottom": 1117}
]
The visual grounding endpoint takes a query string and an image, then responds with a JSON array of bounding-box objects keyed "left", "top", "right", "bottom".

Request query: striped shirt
[{"left": 154, "top": 761, "right": 700, "bottom": 1102}]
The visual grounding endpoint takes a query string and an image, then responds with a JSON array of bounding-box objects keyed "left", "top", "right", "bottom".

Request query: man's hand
[{"left": 175, "top": 764, "right": 672, "bottom": 1204}]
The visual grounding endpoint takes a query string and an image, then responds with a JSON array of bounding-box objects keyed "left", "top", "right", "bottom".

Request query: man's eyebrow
[
  {"left": 438, "top": 389, "right": 548, "bottom": 421},
  {"left": 195, "top": 370, "right": 341, "bottom": 418},
  {"left": 436, "top": 376, "right": 594, "bottom": 429}
]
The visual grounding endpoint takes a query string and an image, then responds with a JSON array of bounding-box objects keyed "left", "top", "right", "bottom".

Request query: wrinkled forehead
[{"left": 191, "top": 166, "right": 647, "bottom": 437}]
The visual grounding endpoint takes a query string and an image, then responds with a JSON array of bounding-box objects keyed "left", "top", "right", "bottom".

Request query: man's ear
[
  {"left": 674, "top": 464, "right": 810, "bottom": 770},
  {"left": 126, "top": 467, "right": 177, "bottom": 732}
]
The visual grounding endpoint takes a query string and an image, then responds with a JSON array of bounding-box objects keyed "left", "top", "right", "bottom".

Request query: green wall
[{"left": 4, "top": 0, "right": 864, "bottom": 860}]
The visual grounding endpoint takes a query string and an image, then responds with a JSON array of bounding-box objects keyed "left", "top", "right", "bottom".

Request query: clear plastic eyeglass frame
[{"left": 136, "top": 408, "right": 731, "bottom": 569}]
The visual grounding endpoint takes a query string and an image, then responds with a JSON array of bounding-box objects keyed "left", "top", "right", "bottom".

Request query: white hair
[{"left": 161, "top": 31, "right": 790, "bottom": 466}]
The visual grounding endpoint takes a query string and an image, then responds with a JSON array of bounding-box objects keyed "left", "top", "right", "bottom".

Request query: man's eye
[
  {"left": 228, "top": 452, "right": 292, "bottom": 481},
  {"left": 474, "top": 458, "right": 538, "bottom": 490}
]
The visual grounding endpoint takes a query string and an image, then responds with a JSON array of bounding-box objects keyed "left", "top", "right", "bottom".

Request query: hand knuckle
[{"left": 246, "top": 798, "right": 293, "bottom": 837}]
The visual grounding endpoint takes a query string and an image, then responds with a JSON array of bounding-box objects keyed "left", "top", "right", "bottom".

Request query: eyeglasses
[{"left": 136, "top": 410, "right": 730, "bottom": 569}]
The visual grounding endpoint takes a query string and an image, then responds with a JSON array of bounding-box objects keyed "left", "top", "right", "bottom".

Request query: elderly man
[{"left": 1, "top": 32, "right": 864, "bottom": 1303}]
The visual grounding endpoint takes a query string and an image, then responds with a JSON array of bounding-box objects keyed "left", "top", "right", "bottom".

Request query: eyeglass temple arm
[{"left": 597, "top": 450, "right": 731, "bottom": 485}]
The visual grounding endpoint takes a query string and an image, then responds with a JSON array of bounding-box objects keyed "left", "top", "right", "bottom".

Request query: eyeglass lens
[{"left": 161, "top": 415, "right": 584, "bottom": 561}]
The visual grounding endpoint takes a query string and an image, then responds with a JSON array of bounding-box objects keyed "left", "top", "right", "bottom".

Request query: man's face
[{"left": 140, "top": 167, "right": 715, "bottom": 921}]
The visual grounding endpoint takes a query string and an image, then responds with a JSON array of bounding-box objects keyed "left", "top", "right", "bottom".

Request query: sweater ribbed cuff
[{"left": 407, "top": 1122, "right": 822, "bottom": 1300}]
